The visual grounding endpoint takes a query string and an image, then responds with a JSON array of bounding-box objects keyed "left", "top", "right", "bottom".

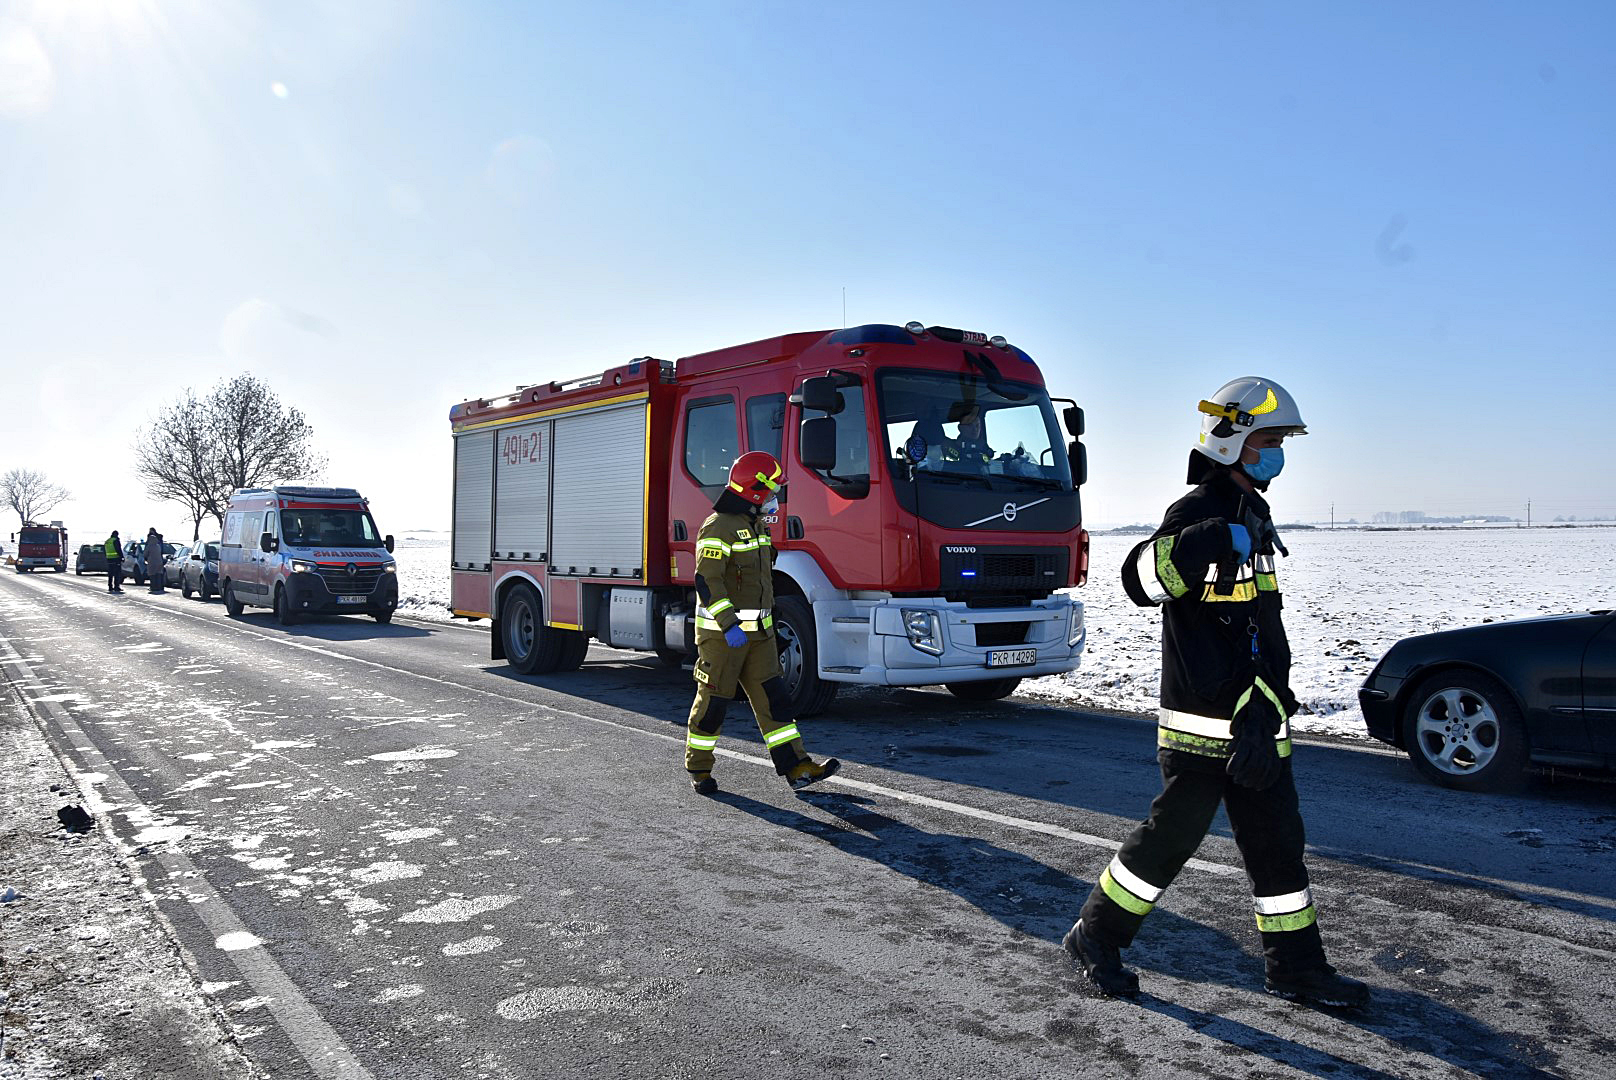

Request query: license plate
[
  {"left": 988, "top": 648, "right": 1037, "bottom": 668},
  {"left": 337, "top": 595, "right": 367, "bottom": 605}
]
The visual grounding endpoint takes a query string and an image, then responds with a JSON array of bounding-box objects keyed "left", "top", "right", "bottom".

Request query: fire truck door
[{"left": 671, "top": 392, "right": 741, "bottom": 581}]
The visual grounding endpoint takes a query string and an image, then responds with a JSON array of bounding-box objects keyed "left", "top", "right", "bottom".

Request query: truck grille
[
  {"left": 939, "top": 546, "right": 1067, "bottom": 592},
  {"left": 316, "top": 565, "right": 384, "bottom": 595}
]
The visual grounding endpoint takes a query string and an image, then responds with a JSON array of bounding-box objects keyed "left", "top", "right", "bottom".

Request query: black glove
[{"left": 1226, "top": 683, "right": 1285, "bottom": 790}]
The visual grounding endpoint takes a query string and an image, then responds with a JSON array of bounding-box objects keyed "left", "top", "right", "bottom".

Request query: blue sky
[{"left": 2, "top": 0, "right": 1612, "bottom": 539}]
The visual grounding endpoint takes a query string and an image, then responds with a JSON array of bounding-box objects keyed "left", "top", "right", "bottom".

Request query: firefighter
[
  {"left": 104, "top": 530, "right": 124, "bottom": 593},
  {"left": 1063, "top": 377, "right": 1369, "bottom": 1009},
  {"left": 685, "top": 450, "right": 840, "bottom": 795}
]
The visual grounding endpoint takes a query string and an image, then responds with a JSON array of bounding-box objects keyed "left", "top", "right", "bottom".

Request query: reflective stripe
[
  {"left": 1255, "top": 905, "right": 1317, "bottom": 933},
  {"left": 695, "top": 614, "right": 774, "bottom": 632},
  {"left": 1202, "top": 581, "right": 1257, "bottom": 602},
  {"left": 696, "top": 538, "right": 731, "bottom": 558},
  {"left": 1159, "top": 708, "right": 1232, "bottom": 740},
  {"left": 1105, "top": 857, "right": 1164, "bottom": 904},
  {"left": 731, "top": 537, "right": 771, "bottom": 552},
  {"left": 705, "top": 599, "right": 734, "bottom": 616},
  {"left": 1134, "top": 543, "right": 1170, "bottom": 603},
  {"left": 1157, "top": 728, "right": 1232, "bottom": 756},
  {"left": 1099, "top": 867, "right": 1155, "bottom": 916},
  {"left": 686, "top": 733, "right": 719, "bottom": 749},
  {"left": 1152, "top": 537, "right": 1189, "bottom": 600},
  {"left": 762, "top": 724, "right": 801, "bottom": 747},
  {"left": 1255, "top": 572, "right": 1277, "bottom": 591},
  {"left": 1234, "top": 677, "right": 1287, "bottom": 720},
  {"left": 1254, "top": 888, "right": 1313, "bottom": 916}
]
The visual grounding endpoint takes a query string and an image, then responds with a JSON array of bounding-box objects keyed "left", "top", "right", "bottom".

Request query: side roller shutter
[
  {"left": 453, "top": 430, "right": 494, "bottom": 569},
  {"left": 550, "top": 403, "right": 646, "bottom": 577},
  {"left": 494, "top": 420, "right": 551, "bottom": 560}
]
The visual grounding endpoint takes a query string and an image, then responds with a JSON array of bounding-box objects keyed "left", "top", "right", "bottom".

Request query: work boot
[
  {"left": 1063, "top": 919, "right": 1140, "bottom": 998},
  {"left": 786, "top": 757, "right": 841, "bottom": 790},
  {"left": 690, "top": 772, "right": 717, "bottom": 795},
  {"left": 1265, "top": 965, "right": 1370, "bottom": 1008}
]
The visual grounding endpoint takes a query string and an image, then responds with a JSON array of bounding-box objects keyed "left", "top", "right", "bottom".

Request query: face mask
[
  {"left": 1243, "top": 447, "right": 1284, "bottom": 483},
  {"left": 761, "top": 497, "right": 779, "bottom": 516}
]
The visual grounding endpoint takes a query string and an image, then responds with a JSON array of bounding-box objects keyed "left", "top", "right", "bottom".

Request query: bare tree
[
  {"left": 134, "top": 374, "right": 327, "bottom": 536},
  {"left": 2, "top": 468, "right": 71, "bottom": 528},
  {"left": 134, "top": 392, "right": 218, "bottom": 541}
]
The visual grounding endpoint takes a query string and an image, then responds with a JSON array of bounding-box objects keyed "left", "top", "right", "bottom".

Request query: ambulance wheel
[
  {"left": 501, "top": 582, "right": 563, "bottom": 675},
  {"left": 555, "top": 630, "right": 589, "bottom": 671},
  {"left": 274, "top": 585, "right": 299, "bottom": 626},
  {"left": 945, "top": 678, "right": 1022, "bottom": 702},
  {"left": 774, "top": 595, "right": 838, "bottom": 718},
  {"left": 223, "top": 582, "right": 244, "bottom": 616},
  {"left": 373, "top": 610, "right": 393, "bottom": 624}
]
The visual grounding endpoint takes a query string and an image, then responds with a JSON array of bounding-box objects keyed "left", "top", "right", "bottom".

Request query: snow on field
[{"left": 390, "top": 527, "right": 1616, "bottom": 739}]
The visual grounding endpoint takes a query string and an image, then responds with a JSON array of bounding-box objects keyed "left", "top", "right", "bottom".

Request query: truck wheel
[
  {"left": 655, "top": 645, "right": 687, "bottom": 668},
  {"left": 945, "top": 678, "right": 1023, "bottom": 702},
  {"left": 555, "top": 630, "right": 589, "bottom": 671},
  {"left": 501, "top": 582, "right": 563, "bottom": 675},
  {"left": 274, "top": 585, "right": 299, "bottom": 626},
  {"left": 774, "top": 595, "right": 838, "bottom": 718},
  {"left": 223, "top": 582, "right": 244, "bottom": 616}
]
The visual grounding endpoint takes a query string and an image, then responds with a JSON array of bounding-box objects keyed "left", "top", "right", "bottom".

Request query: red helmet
[{"left": 726, "top": 451, "right": 784, "bottom": 506}]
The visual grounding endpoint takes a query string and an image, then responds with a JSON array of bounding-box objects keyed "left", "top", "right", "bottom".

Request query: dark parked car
[
  {"left": 74, "top": 543, "right": 111, "bottom": 575},
  {"left": 1359, "top": 610, "right": 1616, "bottom": 791},
  {"left": 181, "top": 541, "right": 222, "bottom": 600}
]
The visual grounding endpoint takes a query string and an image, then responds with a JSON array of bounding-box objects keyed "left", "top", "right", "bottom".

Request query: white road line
[
  {"left": 0, "top": 640, "right": 377, "bottom": 1080},
  {"left": 14, "top": 576, "right": 1242, "bottom": 877}
]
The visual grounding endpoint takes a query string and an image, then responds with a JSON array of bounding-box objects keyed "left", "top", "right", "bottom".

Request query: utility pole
[
  {"left": 1330, "top": 503, "right": 1335, "bottom": 530},
  {"left": 1527, "top": 499, "right": 1531, "bottom": 528}
]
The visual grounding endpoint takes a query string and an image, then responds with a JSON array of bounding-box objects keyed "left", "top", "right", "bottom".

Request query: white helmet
[{"left": 1192, "top": 376, "right": 1307, "bottom": 466}]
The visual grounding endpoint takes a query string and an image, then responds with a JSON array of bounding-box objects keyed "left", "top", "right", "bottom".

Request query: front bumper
[
  {"left": 283, "top": 571, "right": 398, "bottom": 615},
  {"left": 1357, "top": 674, "right": 1405, "bottom": 747},
  {"left": 813, "top": 594, "right": 1084, "bottom": 686}
]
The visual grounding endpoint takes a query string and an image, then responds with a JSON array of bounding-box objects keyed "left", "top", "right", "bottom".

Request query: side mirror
[
  {"left": 799, "top": 416, "right": 837, "bottom": 470},
  {"left": 384, "top": 534, "right": 395, "bottom": 553},
  {"left": 794, "top": 376, "right": 843, "bottom": 414},
  {"left": 1063, "top": 404, "right": 1085, "bottom": 438},
  {"left": 1068, "top": 441, "right": 1088, "bottom": 487},
  {"left": 259, "top": 532, "right": 278, "bottom": 553}
]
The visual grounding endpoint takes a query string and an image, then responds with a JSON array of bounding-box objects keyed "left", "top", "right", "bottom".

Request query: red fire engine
[
  {"left": 13, "top": 520, "right": 68, "bottom": 573},
  {"left": 449, "top": 322, "right": 1089, "bottom": 716}
]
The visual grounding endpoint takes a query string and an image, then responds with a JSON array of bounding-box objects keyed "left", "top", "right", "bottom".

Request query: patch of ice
[
  {"left": 369, "top": 746, "right": 458, "bottom": 762},
  {"left": 252, "top": 740, "right": 314, "bottom": 751},
  {"left": 215, "top": 931, "right": 266, "bottom": 952},
  {"left": 398, "top": 895, "right": 517, "bottom": 924},
  {"left": 443, "top": 936, "right": 501, "bottom": 956},
  {"left": 373, "top": 984, "right": 425, "bottom": 1003},
  {"left": 200, "top": 981, "right": 240, "bottom": 995},
  {"left": 179, "top": 753, "right": 218, "bottom": 762},
  {"left": 495, "top": 987, "right": 621, "bottom": 1018},
  {"left": 352, "top": 862, "right": 424, "bottom": 886},
  {"left": 383, "top": 827, "right": 442, "bottom": 843}
]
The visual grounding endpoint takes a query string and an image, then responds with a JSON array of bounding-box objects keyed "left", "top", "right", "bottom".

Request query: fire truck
[
  {"left": 449, "top": 321, "right": 1089, "bottom": 716},
  {"left": 13, "top": 521, "right": 68, "bottom": 573}
]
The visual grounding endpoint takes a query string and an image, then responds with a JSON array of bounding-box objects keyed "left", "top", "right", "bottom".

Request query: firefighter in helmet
[
  {"left": 685, "top": 450, "right": 840, "bottom": 794},
  {"left": 1063, "top": 376, "right": 1370, "bottom": 1008}
]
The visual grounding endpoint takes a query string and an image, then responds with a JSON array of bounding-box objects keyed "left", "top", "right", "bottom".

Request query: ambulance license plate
[
  {"left": 337, "top": 595, "right": 366, "bottom": 605},
  {"left": 987, "top": 648, "right": 1037, "bottom": 668}
]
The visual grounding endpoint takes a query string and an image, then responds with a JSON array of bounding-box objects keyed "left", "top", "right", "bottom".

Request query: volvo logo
[
  {"left": 944, "top": 546, "right": 977, "bottom": 554},
  {"left": 1002, "top": 502, "right": 1018, "bottom": 522},
  {"left": 964, "top": 497, "right": 1052, "bottom": 528}
]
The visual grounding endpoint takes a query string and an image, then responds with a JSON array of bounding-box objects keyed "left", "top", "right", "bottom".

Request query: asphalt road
[{"left": 3, "top": 567, "right": 1614, "bottom": 1080}]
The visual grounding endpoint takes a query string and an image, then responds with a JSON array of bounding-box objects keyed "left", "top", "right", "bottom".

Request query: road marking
[
  {"left": 0, "top": 639, "right": 377, "bottom": 1080},
  {"left": 15, "top": 576, "right": 1243, "bottom": 877}
]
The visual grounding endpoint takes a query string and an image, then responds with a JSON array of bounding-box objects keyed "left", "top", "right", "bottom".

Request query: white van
[{"left": 219, "top": 486, "right": 398, "bottom": 625}]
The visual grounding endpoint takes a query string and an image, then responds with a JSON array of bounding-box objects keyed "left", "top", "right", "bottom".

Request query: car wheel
[
  {"left": 182, "top": 579, "right": 193, "bottom": 599},
  {"left": 1402, "top": 669, "right": 1530, "bottom": 792},
  {"left": 373, "top": 609, "right": 393, "bottom": 624},
  {"left": 945, "top": 677, "right": 1023, "bottom": 702},
  {"left": 76, "top": 566, "right": 83, "bottom": 576},
  {"left": 774, "top": 595, "right": 838, "bottom": 718},
  {"left": 500, "top": 582, "right": 563, "bottom": 675},
  {"left": 200, "top": 580, "right": 212, "bottom": 601},
  {"left": 274, "top": 585, "right": 299, "bottom": 626},
  {"left": 222, "top": 581, "right": 243, "bottom": 616}
]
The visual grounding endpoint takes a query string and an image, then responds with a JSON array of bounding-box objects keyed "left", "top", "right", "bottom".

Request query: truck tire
[
  {"left": 555, "top": 630, "right": 589, "bottom": 672},
  {"left": 274, "top": 585, "right": 299, "bottom": 626},
  {"left": 774, "top": 595, "right": 837, "bottom": 718},
  {"left": 501, "top": 582, "right": 563, "bottom": 675},
  {"left": 655, "top": 645, "right": 687, "bottom": 668},
  {"left": 223, "top": 582, "right": 243, "bottom": 616},
  {"left": 945, "top": 678, "right": 1022, "bottom": 702}
]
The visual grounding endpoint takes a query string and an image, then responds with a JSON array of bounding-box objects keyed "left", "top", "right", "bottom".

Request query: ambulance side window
[
  {"left": 745, "top": 394, "right": 786, "bottom": 461},
  {"left": 223, "top": 512, "right": 243, "bottom": 547},
  {"left": 263, "top": 512, "right": 278, "bottom": 543},
  {"left": 242, "top": 512, "right": 264, "bottom": 549},
  {"left": 683, "top": 397, "right": 738, "bottom": 495}
]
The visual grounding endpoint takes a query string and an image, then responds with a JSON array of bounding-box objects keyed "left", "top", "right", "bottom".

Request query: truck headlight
[
  {"left": 290, "top": 559, "right": 316, "bottom": 573},
  {"left": 383, "top": 563, "right": 397, "bottom": 573},
  {"left": 1067, "top": 604, "right": 1084, "bottom": 647},
  {"left": 902, "top": 608, "right": 942, "bottom": 656}
]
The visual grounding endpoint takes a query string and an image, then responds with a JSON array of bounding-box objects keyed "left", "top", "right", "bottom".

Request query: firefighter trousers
[
  {"left": 684, "top": 629, "right": 806, "bottom": 777},
  {"left": 1077, "top": 753, "right": 1328, "bottom": 978}
]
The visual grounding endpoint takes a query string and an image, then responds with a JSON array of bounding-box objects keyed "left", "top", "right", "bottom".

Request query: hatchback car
[
  {"left": 181, "top": 541, "right": 222, "bottom": 600},
  {"left": 164, "top": 545, "right": 192, "bottom": 585},
  {"left": 74, "top": 544, "right": 111, "bottom": 575},
  {"left": 1359, "top": 609, "right": 1616, "bottom": 791}
]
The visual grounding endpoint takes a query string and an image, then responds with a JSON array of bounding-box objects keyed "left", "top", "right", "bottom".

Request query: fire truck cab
[
  {"left": 13, "top": 521, "right": 68, "bottom": 573},
  {"left": 449, "top": 322, "right": 1089, "bottom": 716}
]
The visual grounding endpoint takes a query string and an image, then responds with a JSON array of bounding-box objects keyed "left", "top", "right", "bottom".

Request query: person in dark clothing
[
  {"left": 145, "top": 528, "right": 166, "bottom": 593},
  {"left": 1063, "top": 376, "right": 1369, "bottom": 1009},
  {"left": 105, "top": 531, "right": 124, "bottom": 592}
]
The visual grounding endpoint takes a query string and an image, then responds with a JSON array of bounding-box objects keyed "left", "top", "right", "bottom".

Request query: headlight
[
  {"left": 383, "top": 563, "right": 397, "bottom": 574},
  {"left": 1067, "top": 604, "right": 1084, "bottom": 647},
  {"left": 902, "top": 608, "right": 943, "bottom": 656},
  {"left": 290, "top": 559, "right": 316, "bottom": 573}
]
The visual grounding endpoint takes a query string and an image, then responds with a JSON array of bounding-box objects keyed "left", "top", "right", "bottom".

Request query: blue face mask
[{"left": 1243, "top": 447, "right": 1284, "bottom": 483}]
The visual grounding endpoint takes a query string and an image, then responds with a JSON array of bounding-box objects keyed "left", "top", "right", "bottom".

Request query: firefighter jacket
[
  {"left": 1120, "top": 469, "right": 1297, "bottom": 765},
  {"left": 692, "top": 510, "right": 775, "bottom": 640}
]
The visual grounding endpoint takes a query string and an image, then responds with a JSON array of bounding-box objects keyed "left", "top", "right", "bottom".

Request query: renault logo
[{"left": 345, "top": 563, "right": 357, "bottom": 577}]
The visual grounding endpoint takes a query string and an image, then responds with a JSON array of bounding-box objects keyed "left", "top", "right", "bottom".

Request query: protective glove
[
  {"left": 723, "top": 623, "right": 748, "bottom": 648},
  {"left": 1226, "top": 684, "right": 1285, "bottom": 790},
  {"left": 1228, "top": 524, "right": 1252, "bottom": 563}
]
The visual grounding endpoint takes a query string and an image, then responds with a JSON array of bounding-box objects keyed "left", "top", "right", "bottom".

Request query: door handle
[{"left": 787, "top": 516, "right": 805, "bottom": 540}]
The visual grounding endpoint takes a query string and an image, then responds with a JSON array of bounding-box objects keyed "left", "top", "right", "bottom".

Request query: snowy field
[{"left": 390, "top": 528, "right": 1616, "bottom": 739}]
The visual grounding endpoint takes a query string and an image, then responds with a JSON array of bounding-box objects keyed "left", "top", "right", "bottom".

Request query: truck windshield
[
  {"left": 280, "top": 509, "right": 384, "bottom": 547},
  {"left": 877, "top": 371, "right": 1072, "bottom": 490},
  {"left": 19, "top": 529, "right": 57, "bottom": 545}
]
